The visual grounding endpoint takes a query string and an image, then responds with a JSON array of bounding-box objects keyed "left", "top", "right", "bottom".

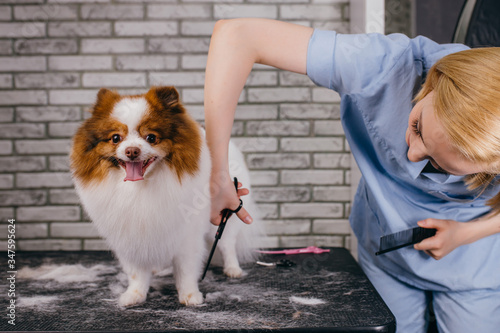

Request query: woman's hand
[
  {"left": 209, "top": 171, "right": 252, "bottom": 226},
  {"left": 413, "top": 218, "right": 467, "bottom": 260},
  {"left": 414, "top": 213, "right": 500, "bottom": 260}
]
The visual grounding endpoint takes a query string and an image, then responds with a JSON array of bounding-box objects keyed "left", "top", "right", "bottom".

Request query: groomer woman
[{"left": 203, "top": 18, "right": 500, "bottom": 332}]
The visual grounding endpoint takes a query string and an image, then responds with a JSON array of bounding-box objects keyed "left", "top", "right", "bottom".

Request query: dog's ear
[
  {"left": 148, "top": 86, "right": 183, "bottom": 113},
  {"left": 92, "top": 88, "right": 120, "bottom": 114}
]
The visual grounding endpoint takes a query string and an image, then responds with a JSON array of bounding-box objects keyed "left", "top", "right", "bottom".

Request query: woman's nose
[{"left": 407, "top": 139, "right": 427, "bottom": 162}]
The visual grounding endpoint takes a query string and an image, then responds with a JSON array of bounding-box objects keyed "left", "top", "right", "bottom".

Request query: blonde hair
[{"left": 414, "top": 47, "right": 500, "bottom": 212}]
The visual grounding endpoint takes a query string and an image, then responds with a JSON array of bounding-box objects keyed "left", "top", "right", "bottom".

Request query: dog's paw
[
  {"left": 179, "top": 290, "right": 203, "bottom": 306},
  {"left": 223, "top": 266, "right": 243, "bottom": 278},
  {"left": 118, "top": 289, "right": 147, "bottom": 307}
]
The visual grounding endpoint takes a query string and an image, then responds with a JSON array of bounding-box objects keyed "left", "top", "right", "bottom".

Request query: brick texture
[{"left": 0, "top": 0, "right": 352, "bottom": 251}]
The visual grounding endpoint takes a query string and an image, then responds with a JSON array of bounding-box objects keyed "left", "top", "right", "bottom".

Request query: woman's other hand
[{"left": 413, "top": 218, "right": 466, "bottom": 260}]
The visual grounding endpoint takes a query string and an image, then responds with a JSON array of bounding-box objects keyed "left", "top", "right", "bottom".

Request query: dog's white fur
[{"left": 72, "top": 95, "right": 257, "bottom": 307}]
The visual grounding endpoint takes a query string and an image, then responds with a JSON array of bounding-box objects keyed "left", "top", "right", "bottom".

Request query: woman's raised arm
[{"left": 204, "top": 18, "right": 313, "bottom": 224}]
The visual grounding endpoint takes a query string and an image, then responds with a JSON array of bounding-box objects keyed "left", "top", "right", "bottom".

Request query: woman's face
[{"left": 406, "top": 91, "right": 486, "bottom": 176}]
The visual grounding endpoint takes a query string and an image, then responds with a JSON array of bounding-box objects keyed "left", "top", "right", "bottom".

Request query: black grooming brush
[{"left": 375, "top": 227, "right": 437, "bottom": 255}]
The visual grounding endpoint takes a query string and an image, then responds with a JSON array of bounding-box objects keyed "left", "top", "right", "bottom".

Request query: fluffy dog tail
[{"left": 228, "top": 140, "right": 265, "bottom": 264}]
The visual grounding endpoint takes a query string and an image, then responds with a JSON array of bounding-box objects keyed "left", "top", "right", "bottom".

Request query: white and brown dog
[{"left": 70, "top": 86, "right": 258, "bottom": 307}]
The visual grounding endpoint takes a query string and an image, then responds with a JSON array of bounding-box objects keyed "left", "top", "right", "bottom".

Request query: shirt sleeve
[
  {"left": 306, "top": 30, "right": 412, "bottom": 95},
  {"left": 306, "top": 30, "right": 468, "bottom": 95}
]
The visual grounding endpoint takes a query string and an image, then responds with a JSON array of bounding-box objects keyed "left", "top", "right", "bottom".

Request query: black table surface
[{"left": 1, "top": 248, "right": 395, "bottom": 332}]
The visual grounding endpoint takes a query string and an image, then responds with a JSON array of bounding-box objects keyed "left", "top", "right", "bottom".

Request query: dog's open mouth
[{"left": 118, "top": 157, "right": 157, "bottom": 182}]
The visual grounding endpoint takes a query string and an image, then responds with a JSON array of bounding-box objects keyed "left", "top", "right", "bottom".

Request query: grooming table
[{"left": 1, "top": 248, "right": 395, "bottom": 332}]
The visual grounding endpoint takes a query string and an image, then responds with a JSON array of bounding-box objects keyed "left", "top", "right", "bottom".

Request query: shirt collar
[
  {"left": 408, "top": 160, "right": 465, "bottom": 184},
  {"left": 408, "top": 160, "right": 428, "bottom": 179}
]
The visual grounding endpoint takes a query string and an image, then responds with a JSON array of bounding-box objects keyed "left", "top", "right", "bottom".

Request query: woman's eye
[
  {"left": 411, "top": 119, "right": 422, "bottom": 138},
  {"left": 112, "top": 134, "right": 121, "bottom": 144},
  {"left": 146, "top": 134, "right": 157, "bottom": 144}
]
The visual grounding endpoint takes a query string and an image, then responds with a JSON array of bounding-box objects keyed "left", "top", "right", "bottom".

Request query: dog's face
[
  {"left": 109, "top": 95, "right": 167, "bottom": 182},
  {"left": 71, "top": 86, "right": 201, "bottom": 186}
]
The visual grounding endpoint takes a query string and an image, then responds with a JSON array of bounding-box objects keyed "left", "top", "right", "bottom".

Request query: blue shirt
[{"left": 307, "top": 30, "right": 500, "bottom": 291}]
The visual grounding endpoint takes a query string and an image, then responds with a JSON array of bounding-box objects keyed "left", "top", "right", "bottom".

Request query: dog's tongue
[{"left": 124, "top": 161, "right": 144, "bottom": 182}]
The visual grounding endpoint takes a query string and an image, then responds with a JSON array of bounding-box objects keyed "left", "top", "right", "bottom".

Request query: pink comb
[{"left": 257, "top": 246, "right": 330, "bottom": 255}]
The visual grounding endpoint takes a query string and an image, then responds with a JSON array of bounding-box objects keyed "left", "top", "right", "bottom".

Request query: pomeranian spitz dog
[{"left": 70, "top": 86, "right": 258, "bottom": 307}]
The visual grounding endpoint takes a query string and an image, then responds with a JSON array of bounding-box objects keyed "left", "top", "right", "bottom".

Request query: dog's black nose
[{"left": 125, "top": 147, "right": 141, "bottom": 160}]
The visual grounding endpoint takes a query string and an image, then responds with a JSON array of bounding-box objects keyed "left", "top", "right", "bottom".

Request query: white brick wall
[{"left": 0, "top": 0, "right": 352, "bottom": 251}]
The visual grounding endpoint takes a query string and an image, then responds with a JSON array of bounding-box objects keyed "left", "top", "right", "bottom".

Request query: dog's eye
[
  {"left": 146, "top": 134, "right": 157, "bottom": 144},
  {"left": 111, "top": 134, "right": 121, "bottom": 144}
]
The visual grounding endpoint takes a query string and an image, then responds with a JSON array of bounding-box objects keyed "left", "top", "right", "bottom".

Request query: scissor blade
[{"left": 201, "top": 238, "right": 219, "bottom": 281}]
